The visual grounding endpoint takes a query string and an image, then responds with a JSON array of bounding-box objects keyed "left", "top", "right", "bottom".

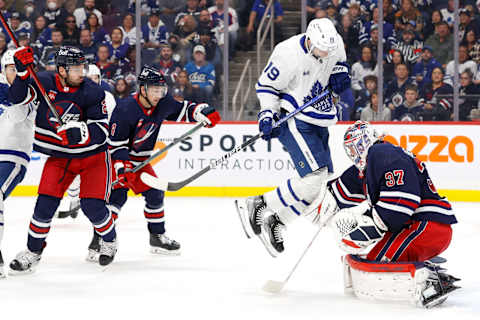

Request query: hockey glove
[
  {"left": 328, "top": 62, "right": 351, "bottom": 95},
  {"left": 57, "top": 121, "right": 90, "bottom": 146},
  {"left": 114, "top": 160, "right": 136, "bottom": 189},
  {"left": 13, "top": 46, "right": 35, "bottom": 80},
  {"left": 332, "top": 206, "right": 386, "bottom": 254},
  {"left": 193, "top": 103, "right": 221, "bottom": 127},
  {"left": 258, "top": 109, "right": 280, "bottom": 141}
]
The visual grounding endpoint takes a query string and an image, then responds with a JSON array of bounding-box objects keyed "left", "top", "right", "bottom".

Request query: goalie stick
[
  {"left": 141, "top": 90, "right": 332, "bottom": 191},
  {"left": 0, "top": 12, "right": 64, "bottom": 126},
  {"left": 112, "top": 121, "right": 206, "bottom": 186}
]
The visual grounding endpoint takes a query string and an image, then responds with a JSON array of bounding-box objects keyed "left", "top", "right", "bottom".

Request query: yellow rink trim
[{"left": 8, "top": 186, "right": 480, "bottom": 202}]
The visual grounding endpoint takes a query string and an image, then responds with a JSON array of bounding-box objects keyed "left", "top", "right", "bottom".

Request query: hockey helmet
[
  {"left": 1, "top": 49, "right": 15, "bottom": 77},
  {"left": 55, "top": 46, "right": 88, "bottom": 74},
  {"left": 343, "top": 121, "right": 381, "bottom": 171},
  {"left": 87, "top": 64, "right": 101, "bottom": 84},
  {"left": 305, "top": 18, "right": 339, "bottom": 62},
  {"left": 138, "top": 65, "right": 167, "bottom": 98}
]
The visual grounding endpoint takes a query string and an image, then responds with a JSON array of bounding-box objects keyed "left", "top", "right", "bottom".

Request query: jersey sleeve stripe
[
  {"left": 376, "top": 201, "right": 415, "bottom": 216},
  {"left": 256, "top": 81, "right": 281, "bottom": 92},
  {"left": 379, "top": 191, "right": 421, "bottom": 203},
  {"left": 256, "top": 89, "right": 280, "bottom": 96},
  {"left": 378, "top": 197, "right": 419, "bottom": 211},
  {"left": 109, "top": 138, "right": 129, "bottom": 146},
  {"left": 419, "top": 199, "right": 452, "bottom": 209},
  {"left": 338, "top": 178, "right": 365, "bottom": 199}
]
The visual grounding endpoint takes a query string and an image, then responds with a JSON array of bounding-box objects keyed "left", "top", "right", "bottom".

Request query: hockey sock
[
  {"left": 144, "top": 189, "right": 165, "bottom": 234},
  {"left": 108, "top": 189, "right": 128, "bottom": 221},
  {"left": 0, "top": 192, "right": 4, "bottom": 247},
  {"left": 81, "top": 198, "right": 116, "bottom": 242},
  {"left": 263, "top": 168, "right": 328, "bottom": 223},
  {"left": 27, "top": 194, "right": 60, "bottom": 252}
]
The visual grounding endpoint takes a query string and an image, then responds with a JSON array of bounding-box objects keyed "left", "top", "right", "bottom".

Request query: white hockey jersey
[
  {"left": 0, "top": 74, "right": 38, "bottom": 167},
  {"left": 256, "top": 33, "right": 347, "bottom": 126}
]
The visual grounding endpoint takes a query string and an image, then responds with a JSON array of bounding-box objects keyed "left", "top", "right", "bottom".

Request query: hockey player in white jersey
[
  {"left": 55, "top": 64, "right": 116, "bottom": 219},
  {"left": 0, "top": 49, "right": 38, "bottom": 277},
  {"left": 236, "top": 18, "right": 351, "bottom": 257}
]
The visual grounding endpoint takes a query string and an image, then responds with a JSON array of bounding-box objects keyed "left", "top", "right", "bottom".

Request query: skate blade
[
  {"left": 86, "top": 250, "right": 99, "bottom": 263},
  {"left": 423, "top": 286, "right": 461, "bottom": 309},
  {"left": 262, "top": 280, "right": 285, "bottom": 293},
  {"left": 150, "top": 247, "right": 181, "bottom": 256},
  {"left": 8, "top": 268, "right": 36, "bottom": 276},
  {"left": 234, "top": 199, "right": 254, "bottom": 239},
  {"left": 258, "top": 224, "right": 280, "bottom": 258}
]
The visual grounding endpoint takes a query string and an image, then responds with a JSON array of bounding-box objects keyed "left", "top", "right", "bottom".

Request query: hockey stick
[
  {"left": 141, "top": 90, "right": 331, "bottom": 191},
  {"left": 0, "top": 12, "right": 63, "bottom": 125},
  {"left": 262, "top": 211, "right": 335, "bottom": 294},
  {"left": 111, "top": 121, "right": 206, "bottom": 187}
]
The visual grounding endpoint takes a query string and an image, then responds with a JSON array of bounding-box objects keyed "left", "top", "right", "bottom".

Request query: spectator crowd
[
  {"left": 1, "top": 0, "right": 480, "bottom": 121},
  {"left": 308, "top": 0, "right": 480, "bottom": 121}
]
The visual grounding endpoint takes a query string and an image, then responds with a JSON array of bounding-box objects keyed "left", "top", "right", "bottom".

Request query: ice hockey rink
[{"left": 0, "top": 197, "right": 478, "bottom": 320}]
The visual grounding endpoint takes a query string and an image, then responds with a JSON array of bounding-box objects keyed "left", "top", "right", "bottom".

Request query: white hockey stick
[
  {"left": 262, "top": 205, "right": 336, "bottom": 294},
  {"left": 141, "top": 91, "right": 331, "bottom": 191}
]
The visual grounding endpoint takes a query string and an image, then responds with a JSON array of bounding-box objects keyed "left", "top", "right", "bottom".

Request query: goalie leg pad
[
  {"left": 344, "top": 254, "right": 460, "bottom": 308},
  {"left": 366, "top": 221, "right": 452, "bottom": 262}
]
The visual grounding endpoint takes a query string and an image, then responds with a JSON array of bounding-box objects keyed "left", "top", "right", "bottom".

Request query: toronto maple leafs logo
[
  {"left": 303, "top": 81, "right": 323, "bottom": 105},
  {"left": 303, "top": 81, "right": 333, "bottom": 113}
]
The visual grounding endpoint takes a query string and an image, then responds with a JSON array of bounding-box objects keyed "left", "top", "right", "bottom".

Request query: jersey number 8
[{"left": 264, "top": 62, "right": 280, "bottom": 81}]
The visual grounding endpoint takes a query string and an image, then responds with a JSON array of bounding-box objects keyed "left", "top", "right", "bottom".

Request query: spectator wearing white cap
[{"left": 184, "top": 44, "right": 216, "bottom": 105}]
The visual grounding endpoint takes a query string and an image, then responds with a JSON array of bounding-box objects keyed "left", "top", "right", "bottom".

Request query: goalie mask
[
  {"left": 343, "top": 121, "right": 380, "bottom": 171},
  {"left": 305, "top": 18, "right": 339, "bottom": 62}
]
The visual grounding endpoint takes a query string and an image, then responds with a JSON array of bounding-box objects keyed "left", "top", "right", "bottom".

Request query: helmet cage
[{"left": 343, "top": 121, "right": 379, "bottom": 171}]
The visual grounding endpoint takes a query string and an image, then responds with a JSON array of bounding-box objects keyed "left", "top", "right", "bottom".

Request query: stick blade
[
  {"left": 140, "top": 172, "right": 168, "bottom": 191},
  {"left": 262, "top": 280, "right": 285, "bottom": 294}
]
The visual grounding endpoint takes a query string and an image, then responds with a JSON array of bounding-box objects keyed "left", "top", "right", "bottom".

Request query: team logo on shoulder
[
  {"left": 111, "top": 123, "right": 117, "bottom": 136},
  {"left": 427, "top": 179, "right": 438, "bottom": 194},
  {"left": 133, "top": 121, "right": 159, "bottom": 150},
  {"left": 46, "top": 100, "right": 82, "bottom": 127},
  {"left": 48, "top": 90, "right": 57, "bottom": 101}
]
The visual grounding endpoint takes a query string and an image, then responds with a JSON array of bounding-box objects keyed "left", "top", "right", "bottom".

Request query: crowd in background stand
[
  {"left": 1, "top": 0, "right": 480, "bottom": 121},
  {"left": 308, "top": 0, "right": 480, "bottom": 121}
]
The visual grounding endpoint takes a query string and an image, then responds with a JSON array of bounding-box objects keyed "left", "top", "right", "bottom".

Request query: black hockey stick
[
  {"left": 112, "top": 121, "right": 206, "bottom": 187},
  {"left": 141, "top": 90, "right": 331, "bottom": 191},
  {"left": 0, "top": 12, "right": 64, "bottom": 125}
]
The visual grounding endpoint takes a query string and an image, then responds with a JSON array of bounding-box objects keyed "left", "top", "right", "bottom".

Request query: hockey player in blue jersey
[
  {"left": 8, "top": 46, "right": 118, "bottom": 273},
  {"left": 0, "top": 49, "right": 38, "bottom": 278},
  {"left": 85, "top": 65, "right": 220, "bottom": 260},
  {"left": 236, "top": 18, "right": 351, "bottom": 257},
  {"left": 320, "top": 121, "right": 459, "bottom": 307}
]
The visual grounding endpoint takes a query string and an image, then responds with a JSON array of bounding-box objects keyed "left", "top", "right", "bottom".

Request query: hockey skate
[
  {"left": 150, "top": 233, "right": 181, "bottom": 255},
  {"left": 235, "top": 195, "right": 268, "bottom": 238},
  {"left": 9, "top": 249, "right": 42, "bottom": 275},
  {"left": 56, "top": 196, "right": 80, "bottom": 219},
  {"left": 420, "top": 259, "right": 461, "bottom": 308},
  {"left": 86, "top": 230, "right": 101, "bottom": 262},
  {"left": 0, "top": 250, "right": 5, "bottom": 279},
  {"left": 260, "top": 214, "right": 286, "bottom": 258},
  {"left": 99, "top": 238, "right": 117, "bottom": 266}
]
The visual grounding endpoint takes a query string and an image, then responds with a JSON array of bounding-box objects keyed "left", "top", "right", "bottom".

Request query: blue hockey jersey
[
  {"left": 329, "top": 142, "right": 457, "bottom": 233},
  {"left": 109, "top": 93, "right": 199, "bottom": 164},
  {"left": 9, "top": 72, "right": 108, "bottom": 159}
]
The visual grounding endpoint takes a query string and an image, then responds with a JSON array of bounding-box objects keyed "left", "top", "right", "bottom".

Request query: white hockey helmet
[
  {"left": 87, "top": 63, "right": 101, "bottom": 84},
  {"left": 1, "top": 49, "right": 16, "bottom": 77},
  {"left": 305, "top": 18, "right": 340, "bottom": 62},
  {"left": 343, "top": 121, "right": 381, "bottom": 171}
]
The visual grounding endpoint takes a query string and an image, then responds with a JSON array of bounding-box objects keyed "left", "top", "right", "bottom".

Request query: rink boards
[{"left": 12, "top": 122, "right": 480, "bottom": 202}]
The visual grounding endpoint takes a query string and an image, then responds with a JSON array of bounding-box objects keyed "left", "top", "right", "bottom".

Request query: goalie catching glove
[
  {"left": 331, "top": 204, "right": 387, "bottom": 254},
  {"left": 57, "top": 121, "right": 90, "bottom": 146},
  {"left": 192, "top": 103, "right": 220, "bottom": 127}
]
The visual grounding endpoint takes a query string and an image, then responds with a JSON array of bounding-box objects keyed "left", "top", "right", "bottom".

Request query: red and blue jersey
[
  {"left": 8, "top": 72, "right": 108, "bottom": 159},
  {"left": 108, "top": 93, "right": 198, "bottom": 164},
  {"left": 329, "top": 142, "right": 457, "bottom": 233}
]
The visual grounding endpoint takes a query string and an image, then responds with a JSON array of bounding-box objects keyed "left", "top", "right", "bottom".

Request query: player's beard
[{"left": 66, "top": 74, "right": 84, "bottom": 87}]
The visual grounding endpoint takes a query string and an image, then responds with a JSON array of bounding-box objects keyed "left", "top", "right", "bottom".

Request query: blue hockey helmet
[{"left": 343, "top": 121, "right": 381, "bottom": 171}]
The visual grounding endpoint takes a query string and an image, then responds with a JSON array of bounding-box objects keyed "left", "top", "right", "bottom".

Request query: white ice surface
[{"left": 0, "top": 197, "right": 478, "bottom": 320}]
